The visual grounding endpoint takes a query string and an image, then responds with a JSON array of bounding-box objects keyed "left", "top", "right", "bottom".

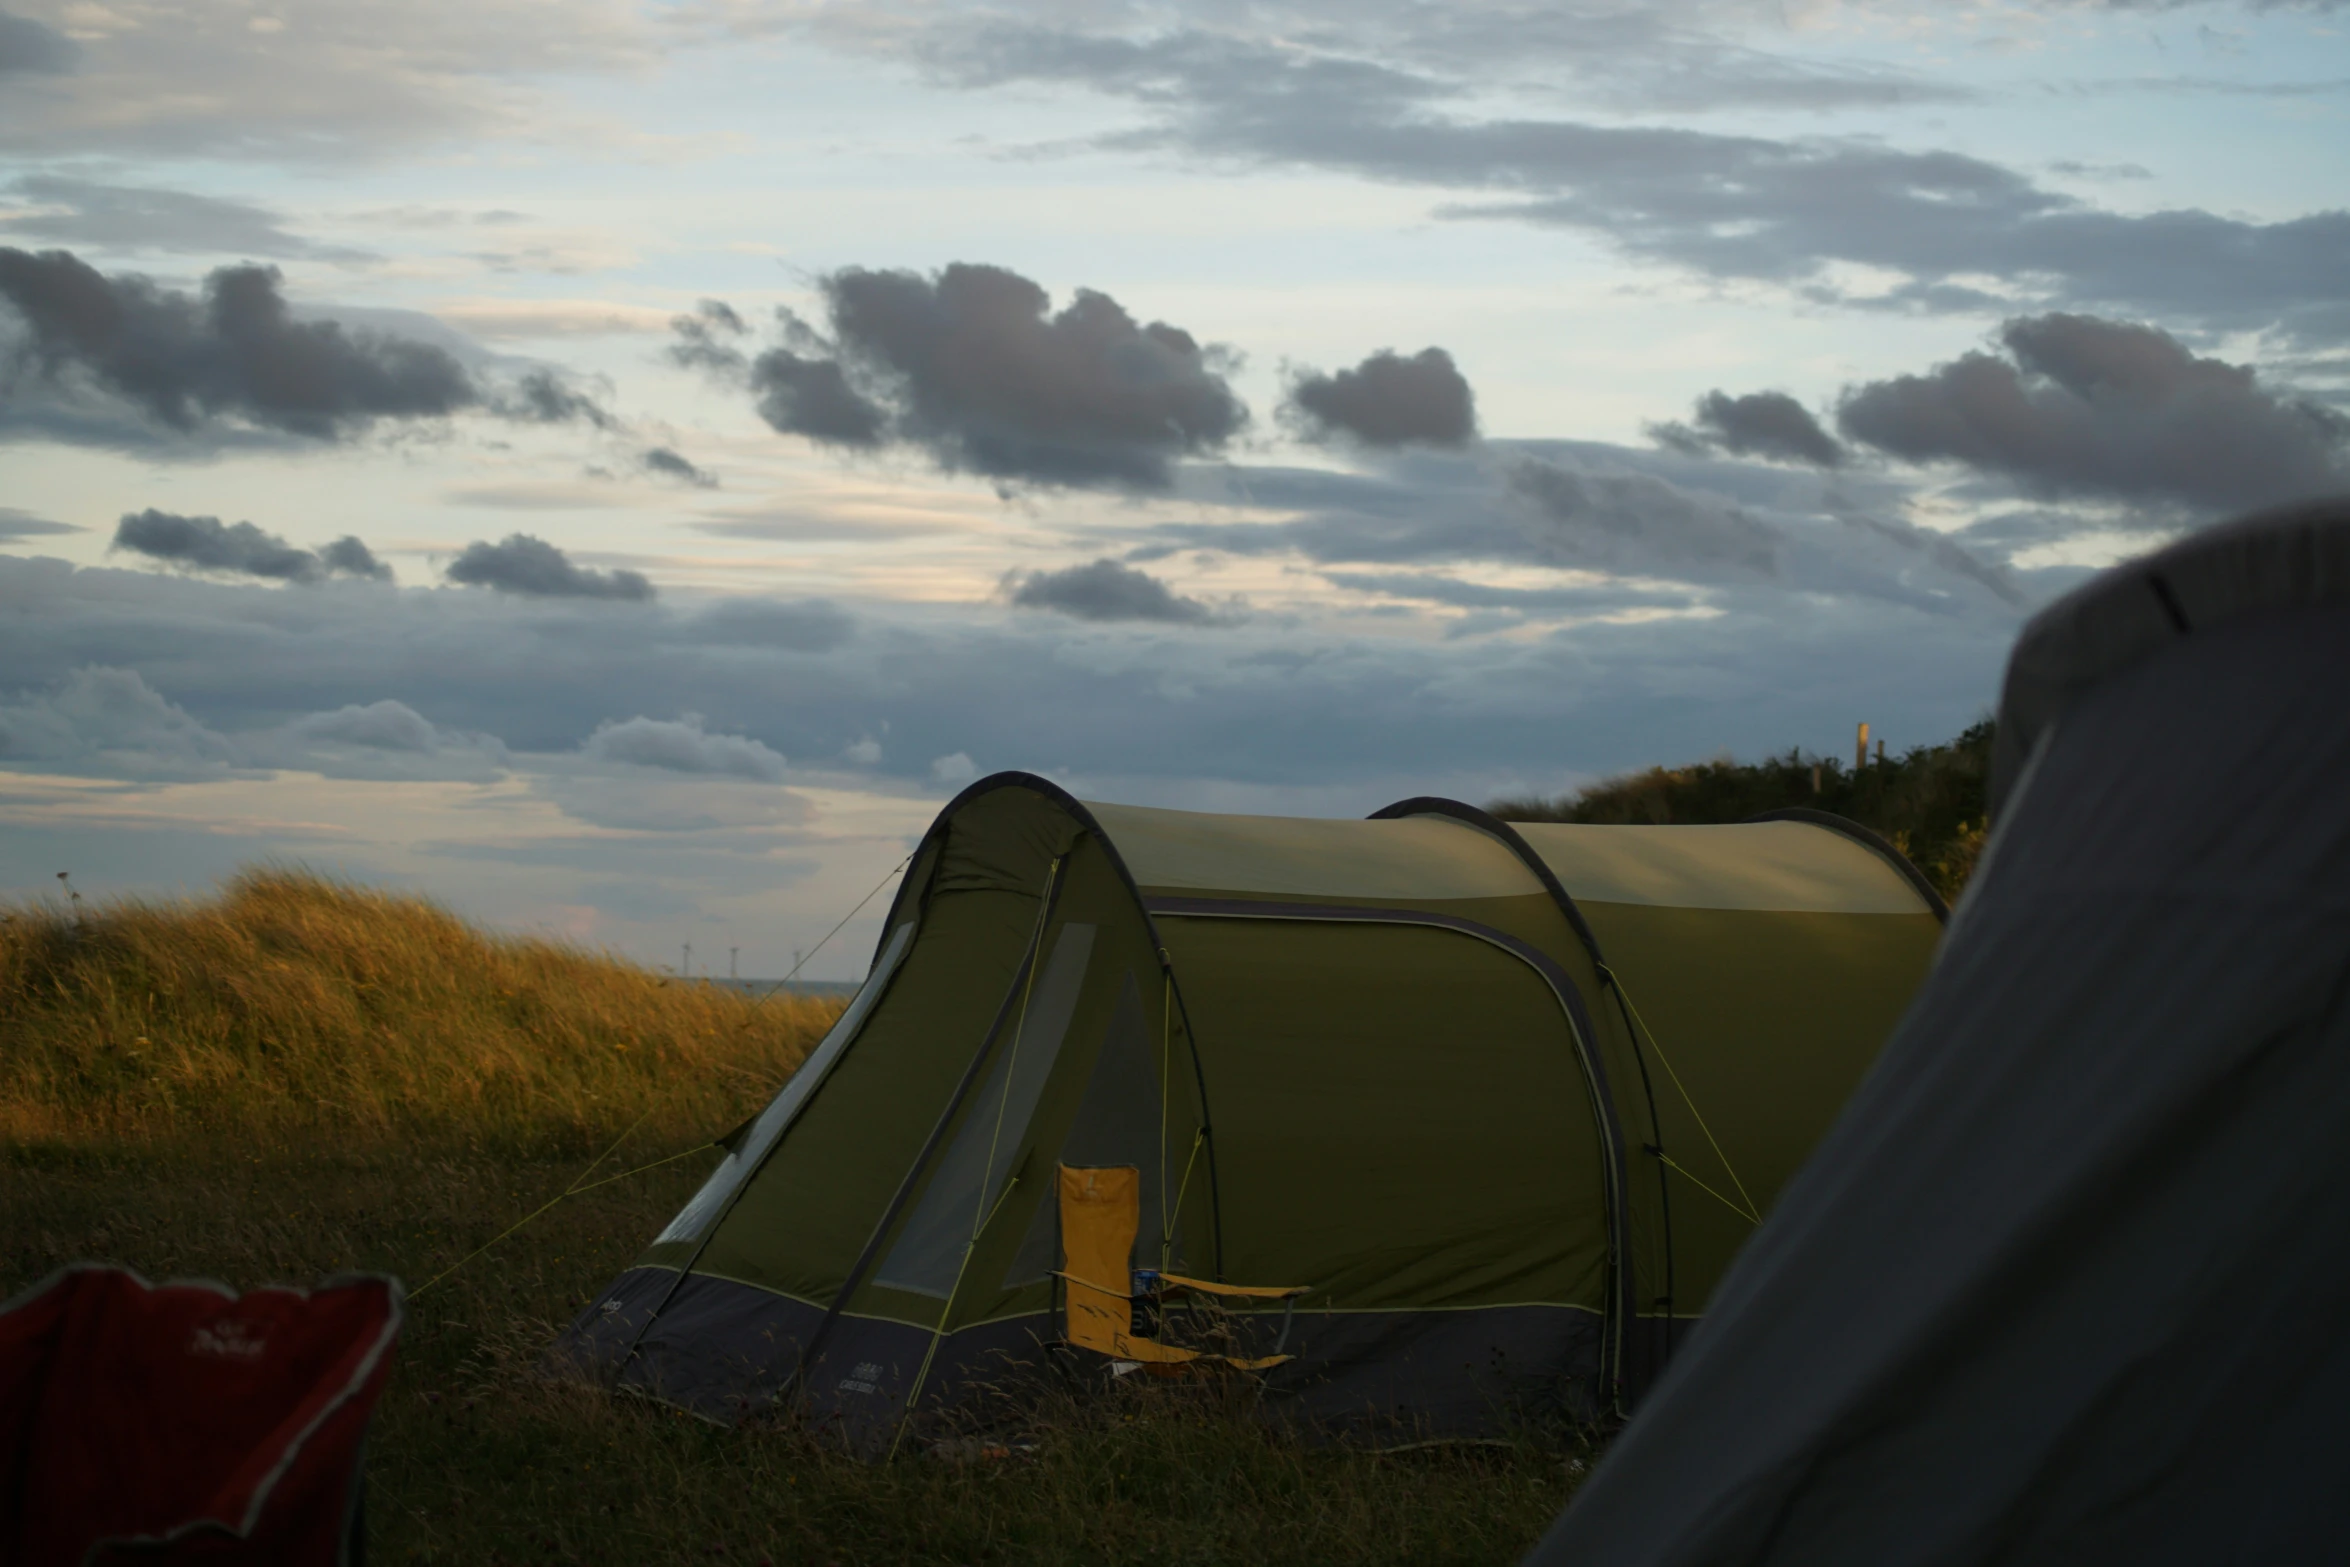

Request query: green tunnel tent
[{"left": 554, "top": 783, "right": 1945, "bottom": 1444}]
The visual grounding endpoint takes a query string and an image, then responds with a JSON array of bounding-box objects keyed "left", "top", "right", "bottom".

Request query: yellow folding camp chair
[{"left": 1056, "top": 1164, "right": 1302, "bottom": 1371}]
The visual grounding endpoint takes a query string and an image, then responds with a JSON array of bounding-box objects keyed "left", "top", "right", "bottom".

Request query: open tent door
[{"left": 874, "top": 923, "right": 1100, "bottom": 1302}]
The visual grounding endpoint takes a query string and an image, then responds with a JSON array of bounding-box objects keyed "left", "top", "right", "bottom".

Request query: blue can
[{"left": 1129, "top": 1269, "right": 1162, "bottom": 1338}]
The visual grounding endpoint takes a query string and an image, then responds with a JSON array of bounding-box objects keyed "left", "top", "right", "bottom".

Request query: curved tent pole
[
  {"left": 636, "top": 769, "right": 1232, "bottom": 1421},
  {"left": 1379, "top": 798, "right": 1949, "bottom": 1374},
  {"left": 1741, "top": 807, "right": 1951, "bottom": 923},
  {"left": 1147, "top": 894, "right": 1638, "bottom": 1409},
  {"left": 619, "top": 794, "right": 1011, "bottom": 1399},
  {"left": 1369, "top": 798, "right": 1611, "bottom": 967},
  {"left": 791, "top": 848, "right": 1075, "bottom": 1397},
  {"left": 862, "top": 799, "right": 966, "bottom": 968},
  {"left": 614, "top": 834, "right": 946, "bottom": 1382},
  {"left": 1157, "top": 943, "right": 1224, "bottom": 1280},
  {"left": 920, "top": 773, "right": 1229, "bottom": 1280},
  {"left": 1368, "top": 796, "right": 1672, "bottom": 1394},
  {"left": 611, "top": 913, "right": 924, "bottom": 1382},
  {"left": 887, "top": 854, "right": 1065, "bottom": 1454}
]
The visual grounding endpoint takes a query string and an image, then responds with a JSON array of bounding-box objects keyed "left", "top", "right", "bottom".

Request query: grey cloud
[
  {"left": 444, "top": 534, "right": 655, "bottom": 601},
  {"left": 0, "top": 10, "right": 73, "bottom": 75},
  {"left": 1509, "top": 460, "right": 1783, "bottom": 579},
  {"left": 1288, "top": 347, "right": 1477, "bottom": 449},
  {"left": 0, "top": 250, "right": 475, "bottom": 442},
  {"left": 0, "top": 674, "right": 505, "bottom": 783},
  {"left": 498, "top": 367, "right": 618, "bottom": 430},
  {"left": 821, "top": 258, "right": 1251, "bottom": 486},
  {"left": 1136, "top": 511, "right": 1499, "bottom": 568},
  {"left": 533, "top": 768, "right": 812, "bottom": 832},
  {"left": 748, "top": 348, "right": 889, "bottom": 447},
  {"left": 1613, "top": 50, "right": 1978, "bottom": 114},
  {"left": 668, "top": 299, "right": 750, "bottom": 372},
  {"left": 112, "top": 509, "right": 394, "bottom": 585},
  {"left": 0, "top": 176, "right": 367, "bottom": 261},
  {"left": 2048, "top": 160, "right": 2153, "bottom": 181},
  {"left": 258, "top": 697, "right": 509, "bottom": 780},
  {"left": 692, "top": 510, "right": 956, "bottom": 543},
  {"left": 1954, "top": 507, "right": 2126, "bottom": 556},
  {"left": 0, "top": 249, "right": 627, "bottom": 451},
  {"left": 674, "top": 597, "right": 856, "bottom": 652},
  {"left": 671, "top": 300, "right": 888, "bottom": 445},
  {"left": 1837, "top": 312, "right": 2350, "bottom": 515},
  {"left": 0, "top": 1, "right": 656, "bottom": 162},
  {"left": 1322, "top": 569, "right": 1697, "bottom": 616},
  {"left": 1652, "top": 390, "right": 1844, "bottom": 468},
  {"left": 1442, "top": 138, "right": 2346, "bottom": 340},
  {"left": 283, "top": 698, "right": 443, "bottom": 752},
  {"left": 1006, "top": 558, "right": 1217, "bottom": 624},
  {"left": 641, "top": 446, "right": 718, "bottom": 487},
  {"left": 0, "top": 665, "right": 236, "bottom": 776},
  {"left": 1152, "top": 452, "right": 1758, "bottom": 576},
  {"left": 908, "top": 7, "right": 1985, "bottom": 124},
  {"left": 319, "top": 535, "right": 393, "bottom": 580},
  {"left": 921, "top": 24, "right": 2348, "bottom": 343},
  {"left": 0, "top": 551, "right": 2020, "bottom": 808},
  {"left": 581, "top": 713, "right": 786, "bottom": 781},
  {"left": 115, "top": 510, "right": 318, "bottom": 582},
  {"left": 1830, "top": 508, "right": 2024, "bottom": 607},
  {"left": 439, "top": 480, "right": 636, "bottom": 511},
  {"left": 1343, "top": 6, "right": 1980, "bottom": 115},
  {"left": 295, "top": 303, "right": 509, "bottom": 372},
  {"left": 686, "top": 263, "right": 1248, "bottom": 490},
  {"left": 1147, "top": 444, "right": 2029, "bottom": 613},
  {"left": 0, "top": 506, "right": 76, "bottom": 541}
]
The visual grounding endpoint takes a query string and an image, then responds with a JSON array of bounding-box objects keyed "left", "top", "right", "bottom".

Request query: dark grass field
[{"left": 4, "top": 872, "right": 1586, "bottom": 1565}]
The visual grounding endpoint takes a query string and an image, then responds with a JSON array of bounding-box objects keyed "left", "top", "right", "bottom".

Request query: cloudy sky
[{"left": 2, "top": 0, "right": 2344, "bottom": 975}]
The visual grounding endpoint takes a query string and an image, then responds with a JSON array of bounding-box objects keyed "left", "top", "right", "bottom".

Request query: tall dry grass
[{"left": 0, "top": 868, "right": 841, "bottom": 1152}]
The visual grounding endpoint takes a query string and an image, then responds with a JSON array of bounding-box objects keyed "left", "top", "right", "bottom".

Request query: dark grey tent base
[{"left": 553, "top": 1267, "right": 1606, "bottom": 1449}]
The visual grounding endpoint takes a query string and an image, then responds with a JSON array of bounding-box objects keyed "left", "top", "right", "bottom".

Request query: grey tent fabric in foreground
[{"left": 1526, "top": 496, "right": 2350, "bottom": 1567}]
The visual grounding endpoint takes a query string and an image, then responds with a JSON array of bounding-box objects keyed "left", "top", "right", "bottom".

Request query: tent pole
[
  {"left": 888, "top": 855, "right": 1064, "bottom": 1456},
  {"left": 789, "top": 850, "right": 1075, "bottom": 1406},
  {"left": 609, "top": 853, "right": 919, "bottom": 1385}
]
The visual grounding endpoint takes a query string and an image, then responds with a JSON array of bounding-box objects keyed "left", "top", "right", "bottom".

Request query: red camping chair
[{"left": 0, "top": 1265, "right": 402, "bottom": 1565}]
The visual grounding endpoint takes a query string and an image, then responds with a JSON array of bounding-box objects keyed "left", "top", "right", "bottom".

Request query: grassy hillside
[
  {"left": 0, "top": 867, "right": 837, "bottom": 1151},
  {"left": 1492, "top": 720, "right": 1994, "bottom": 902},
  {"left": 3, "top": 871, "right": 1580, "bottom": 1565}
]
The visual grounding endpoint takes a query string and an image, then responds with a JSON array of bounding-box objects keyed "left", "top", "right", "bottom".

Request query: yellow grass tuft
[{"left": 0, "top": 867, "right": 843, "bottom": 1153}]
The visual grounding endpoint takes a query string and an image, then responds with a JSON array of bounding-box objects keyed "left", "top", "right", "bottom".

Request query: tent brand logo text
[
  {"left": 838, "top": 1362, "right": 883, "bottom": 1395},
  {"left": 189, "top": 1318, "right": 269, "bottom": 1361}
]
